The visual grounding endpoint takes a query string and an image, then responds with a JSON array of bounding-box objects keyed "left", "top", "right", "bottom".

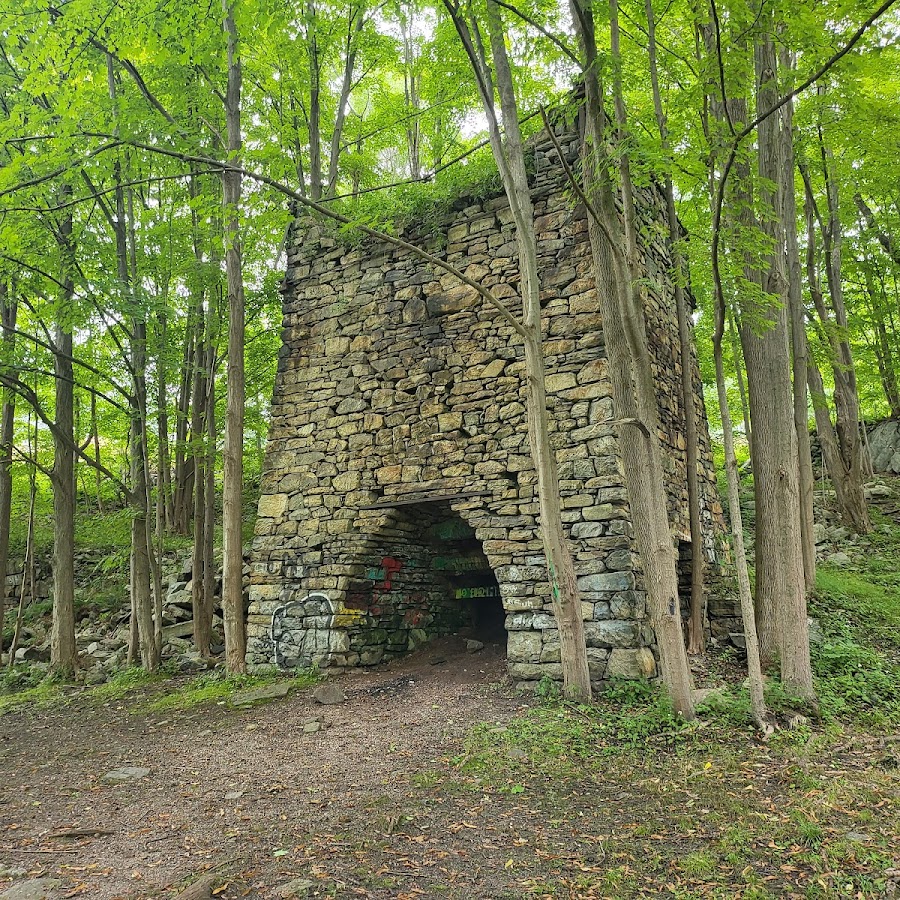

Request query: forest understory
[{"left": 1, "top": 481, "right": 899, "bottom": 900}]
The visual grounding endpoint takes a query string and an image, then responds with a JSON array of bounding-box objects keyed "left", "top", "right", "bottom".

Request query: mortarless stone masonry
[{"left": 246, "top": 113, "right": 731, "bottom": 688}]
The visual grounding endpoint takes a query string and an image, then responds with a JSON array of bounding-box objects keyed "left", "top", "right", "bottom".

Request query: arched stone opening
[{"left": 334, "top": 501, "right": 505, "bottom": 667}]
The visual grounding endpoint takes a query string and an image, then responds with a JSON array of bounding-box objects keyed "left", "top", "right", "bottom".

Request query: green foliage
[
  {"left": 457, "top": 679, "right": 694, "bottom": 791},
  {"left": 143, "top": 668, "right": 319, "bottom": 712},
  {"left": 809, "top": 528, "right": 900, "bottom": 725},
  {"left": 88, "top": 667, "right": 166, "bottom": 702},
  {"left": 0, "top": 670, "right": 64, "bottom": 716},
  {"left": 330, "top": 144, "right": 505, "bottom": 244}
]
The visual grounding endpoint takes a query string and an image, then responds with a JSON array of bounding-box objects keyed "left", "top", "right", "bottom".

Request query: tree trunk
[
  {"left": 91, "top": 393, "right": 103, "bottom": 512},
  {"left": 803, "top": 187, "right": 872, "bottom": 533},
  {"left": 779, "top": 58, "right": 816, "bottom": 594},
  {"left": 131, "top": 416, "right": 159, "bottom": 671},
  {"left": 106, "top": 79, "right": 159, "bottom": 670},
  {"left": 569, "top": 0, "right": 694, "bottom": 716},
  {"left": 172, "top": 324, "right": 195, "bottom": 534},
  {"left": 862, "top": 264, "right": 900, "bottom": 416},
  {"left": 51, "top": 319, "right": 77, "bottom": 677},
  {"left": 443, "top": 0, "right": 591, "bottom": 700},
  {"left": 645, "top": 0, "right": 705, "bottom": 654},
  {"left": 8, "top": 414, "right": 37, "bottom": 667},
  {"left": 712, "top": 277, "right": 769, "bottom": 732},
  {"left": 203, "top": 369, "right": 217, "bottom": 649},
  {"left": 0, "top": 285, "right": 17, "bottom": 615},
  {"left": 156, "top": 311, "right": 173, "bottom": 533},
  {"left": 192, "top": 339, "right": 213, "bottom": 657},
  {"left": 222, "top": 0, "right": 247, "bottom": 673},
  {"left": 810, "top": 128, "right": 871, "bottom": 533},
  {"left": 729, "top": 312, "right": 752, "bottom": 445},
  {"left": 741, "top": 30, "right": 812, "bottom": 699},
  {"left": 306, "top": 0, "right": 323, "bottom": 202},
  {"left": 325, "top": 1, "right": 365, "bottom": 198}
]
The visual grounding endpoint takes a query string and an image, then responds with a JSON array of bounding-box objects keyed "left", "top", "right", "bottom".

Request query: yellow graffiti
[{"left": 332, "top": 604, "right": 365, "bottom": 628}]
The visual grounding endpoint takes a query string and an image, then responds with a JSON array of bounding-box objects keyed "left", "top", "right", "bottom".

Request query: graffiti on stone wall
[
  {"left": 270, "top": 592, "right": 332, "bottom": 667},
  {"left": 345, "top": 555, "right": 404, "bottom": 617}
]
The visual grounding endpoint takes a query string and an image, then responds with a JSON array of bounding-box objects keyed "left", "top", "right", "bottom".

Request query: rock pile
[{"left": 1, "top": 549, "right": 252, "bottom": 681}]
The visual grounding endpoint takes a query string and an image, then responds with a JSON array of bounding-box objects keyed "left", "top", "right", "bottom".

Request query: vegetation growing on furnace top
[{"left": 314, "top": 116, "right": 546, "bottom": 247}]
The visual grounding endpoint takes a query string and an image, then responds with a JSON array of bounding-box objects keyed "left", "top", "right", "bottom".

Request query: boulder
[
  {"left": 868, "top": 419, "right": 900, "bottom": 474},
  {"left": 14, "top": 646, "right": 49, "bottom": 663},
  {"left": 312, "top": 683, "right": 346, "bottom": 705},
  {"left": 0, "top": 878, "right": 62, "bottom": 900}
]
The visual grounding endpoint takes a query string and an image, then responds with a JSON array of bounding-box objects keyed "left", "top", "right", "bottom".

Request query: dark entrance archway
[{"left": 341, "top": 500, "right": 505, "bottom": 664}]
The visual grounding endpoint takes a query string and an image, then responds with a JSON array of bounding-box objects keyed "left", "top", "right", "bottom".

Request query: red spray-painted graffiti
[{"left": 344, "top": 556, "right": 404, "bottom": 616}]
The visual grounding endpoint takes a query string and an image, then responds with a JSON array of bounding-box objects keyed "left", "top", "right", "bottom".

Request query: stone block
[
  {"left": 545, "top": 373, "right": 577, "bottom": 392},
  {"left": 583, "top": 620, "right": 639, "bottom": 648},
  {"left": 508, "top": 662, "right": 563, "bottom": 680},
  {"left": 577, "top": 572, "right": 634, "bottom": 593},
  {"left": 333, "top": 471, "right": 360, "bottom": 491},
  {"left": 375, "top": 465, "right": 403, "bottom": 484},
  {"left": 606, "top": 647, "right": 656, "bottom": 679},
  {"left": 507, "top": 630, "right": 542, "bottom": 662},
  {"left": 438, "top": 412, "right": 463, "bottom": 432},
  {"left": 258, "top": 493, "right": 289, "bottom": 519}
]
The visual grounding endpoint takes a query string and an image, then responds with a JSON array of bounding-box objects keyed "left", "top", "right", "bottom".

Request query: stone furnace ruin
[{"left": 246, "top": 113, "right": 728, "bottom": 688}]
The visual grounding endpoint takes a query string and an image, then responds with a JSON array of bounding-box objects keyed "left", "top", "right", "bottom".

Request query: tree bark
[
  {"left": 802, "top": 127, "right": 871, "bottom": 533},
  {"left": 803, "top": 184, "right": 872, "bottom": 533},
  {"left": 306, "top": 0, "right": 323, "bottom": 202},
  {"left": 779, "top": 57, "right": 816, "bottom": 594},
  {"left": 570, "top": 0, "right": 695, "bottom": 716},
  {"left": 222, "top": 0, "right": 247, "bottom": 673},
  {"left": 862, "top": 263, "right": 900, "bottom": 416},
  {"left": 8, "top": 413, "right": 37, "bottom": 667},
  {"left": 645, "top": 0, "right": 705, "bottom": 654},
  {"left": 172, "top": 324, "right": 196, "bottom": 534},
  {"left": 0, "top": 284, "right": 17, "bottom": 615},
  {"left": 192, "top": 337, "right": 213, "bottom": 657},
  {"left": 107, "top": 69, "right": 160, "bottom": 670},
  {"left": 741, "top": 29, "right": 812, "bottom": 699},
  {"left": 712, "top": 272, "right": 769, "bottom": 732},
  {"left": 443, "top": 0, "right": 591, "bottom": 701},
  {"left": 51, "top": 319, "right": 77, "bottom": 677},
  {"left": 50, "top": 202, "right": 77, "bottom": 678},
  {"left": 155, "top": 311, "right": 173, "bottom": 534}
]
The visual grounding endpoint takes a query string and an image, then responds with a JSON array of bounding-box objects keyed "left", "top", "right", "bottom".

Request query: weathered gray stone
[
  {"left": 0, "top": 878, "right": 62, "bottom": 900},
  {"left": 577, "top": 572, "right": 634, "bottom": 593},
  {"left": 584, "top": 620, "right": 639, "bottom": 649},
  {"left": 232, "top": 682, "right": 291, "bottom": 706},
  {"left": 868, "top": 420, "right": 900, "bottom": 474},
  {"left": 606, "top": 648, "right": 656, "bottom": 679},
  {"left": 507, "top": 630, "right": 542, "bottom": 663},
  {"left": 102, "top": 766, "right": 150, "bottom": 783},
  {"left": 312, "top": 683, "right": 346, "bottom": 705}
]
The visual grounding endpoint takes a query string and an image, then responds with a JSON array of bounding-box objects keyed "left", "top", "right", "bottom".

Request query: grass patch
[
  {"left": 88, "top": 666, "right": 167, "bottom": 702},
  {"left": 0, "top": 673, "right": 64, "bottom": 716},
  {"left": 811, "top": 520, "right": 900, "bottom": 725},
  {"left": 143, "top": 668, "right": 319, "bottom": 712},
  {"left": 457, "top": 680, "right": 697, "bottom": 789}
]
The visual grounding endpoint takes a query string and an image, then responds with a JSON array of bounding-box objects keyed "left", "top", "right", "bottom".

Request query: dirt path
[
  {"left": 2, "top": 640, "right": 899, "bottom": 900},
  {"left": 0, "top": 641, "right": 527, "bottom": 899}
]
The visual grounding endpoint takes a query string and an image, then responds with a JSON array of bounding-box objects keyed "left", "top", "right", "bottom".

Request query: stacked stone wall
[{"left": 247, "top": 114, "right": 724, "bottom": 685}]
